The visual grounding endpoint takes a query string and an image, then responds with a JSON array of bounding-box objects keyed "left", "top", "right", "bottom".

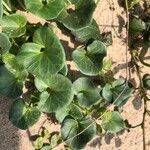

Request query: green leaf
[
  {"left": 0, "top": 65, "right": 23, "bottom": 98},
  {"left": 102, "top": 78, "right": 134, "bottom": 106},
  {"left": 55, "top": 106, "right": 70, "bottom": 123},
  {"left": 9, "top": 99, "right": 41, "bottom": 130},
  {"left": 69, "top": 104, "right": 83, "bottom": 120},
  {"left": 58, "top": 0, "right": 96, "bottom": 30},
  {"left": 0, "top": 33, "right": 11, "bottom": 54},
  {"left": 128, "top": 0, "right": 140, "bottom": 8},
  {"left": 1, "top": 13, "right": 27, "bottom": 37},
  {"left": 72, "top": 19, "right": 101, "bottom": 42},
  {"left": 61, "top": 117, "right": 96, "bottom": 149},
  {"left": 49, "top": 132, "right": 60, "bottom": 148},
  {"left": 41, "top": 145, "right": 51, "bottom": 150},
  {"left": 24, "top": 0, "right": 65, "bottom": 20},
  {"left": 33, "top": 137, "right": 44, "bottom": 149},
  {"left": 143, "top": 74, "right": 150, "bottom": 90},
  {"left": 102, "top": 111, "right": 125, "bottom": 133},
  {"left": 2, "top": 53, "right": 28, "bottom": 81},
  {"left": 59, "top": 63, "right": 68, "bottom": 76},
  {"left": 35, "top": 74, "right": 74, "bottom": 113},
  {"left": 17, "top": 26, "right": 65, "bottom": 77},
  {"left": 102, "top": 84, "right": 113, "bottom": 102},
  {"left": 73, "top": 77, "right": 101, "bottom": 108},
  {"left": 129, "top": 18, "right": 146, "bottom": 34},
  {"left": 72, "top": 40, "right": 107, "bottom": 76},
  {"left": 55, "top": 104, "right": 83, "bottom": 123}
]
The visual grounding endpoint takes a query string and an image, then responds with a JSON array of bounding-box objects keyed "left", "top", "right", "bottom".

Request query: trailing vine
[{"left": 0, "top": 0, "right": 149, "bottom": 150}]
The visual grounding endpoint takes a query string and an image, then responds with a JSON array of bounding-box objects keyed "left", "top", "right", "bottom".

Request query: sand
[{"left": 0, "top": 0, "right": 150, "bottom": 150}]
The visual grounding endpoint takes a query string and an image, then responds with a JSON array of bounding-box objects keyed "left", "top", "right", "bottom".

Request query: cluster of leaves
[
  {"left": 0, "top": 0, "right": 136, "bottom": 149},
  {"left": 127, "top": 0, "right": 150, "bottom": 85}
]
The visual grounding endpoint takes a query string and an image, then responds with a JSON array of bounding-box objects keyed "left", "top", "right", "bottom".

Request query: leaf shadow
[
  {"left": 117, "top": 15, "right": 125, "bottom": 33},
  {"left": 89, "top": 131, "right": 124, "bottom": 149},
  {"left": 132, "top": 94, "right": 143, "bottom": 110},
  {"left": 0, "top": 96, "right": 20, "bottom": 150}
]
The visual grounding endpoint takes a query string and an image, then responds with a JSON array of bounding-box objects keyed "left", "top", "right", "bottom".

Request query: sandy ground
[{"left": 0, "top": 0, "right": 150, "bottom": 150}]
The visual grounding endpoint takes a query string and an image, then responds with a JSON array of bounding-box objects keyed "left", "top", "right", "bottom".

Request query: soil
[{"left": 0, "top": 0, "right": 150, "bottom": 150}]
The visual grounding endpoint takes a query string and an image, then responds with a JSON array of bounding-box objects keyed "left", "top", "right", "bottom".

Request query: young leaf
[
  {"left": 17, "top": 26, "right": 65, "bottom": 77},
  {"left": 0, "top": 65, "right": 23, "bottom": 98},
  {"left": 35, "top": 74, "right": 74, "bottom": 113},
  {"left": 72, "top": 40, "right": 107, "bottom": 76},
  {"left": 58, "top": 0, "right": 96, "bottom": 30},
  {"left": 24, "top": 0, "right": 65, "bottom": 20},
  {"left": 73, "top": 77, "right": 102, "bottom": 108},
  {"left": 49, "top": 132, "right": 61, "bottom": 149},
  {"left": 102, "top": 111, "right": 125, "bottom": 133},
  {"left": 61, "top": 117, "right": 96, "bottom": 149},
  {"left": 1, "top": 13, "right": 27, "bottom": 37},
  {"left": 0, "top": 33, "right": 11, "bottom": 54},
  {"left": 143, "top": 74, "right": 150, "bottom": 90},
  {"left": 9, "top": 99, "right": 41, "bottom": 130},
  {"left": 72, "top": 19, "right": 101, "bottom": 42},
  {"left": 33, "top": 137, "right": 44, "bottom": 149}
]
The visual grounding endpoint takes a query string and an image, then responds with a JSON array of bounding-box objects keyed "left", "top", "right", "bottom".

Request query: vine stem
[
  {"left": 132, "top": 59, "right": 147, "bottom": 150},
  {"left": 125, "top": 0, "right": 129, "bottom": 77}
]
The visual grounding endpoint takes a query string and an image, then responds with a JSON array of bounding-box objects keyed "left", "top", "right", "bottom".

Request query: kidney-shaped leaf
[
  {"left": 35, "top": 74, "right": 74, "bottom": 112},
  {"left": 72, "top": 19, "right": 101, "bottom": 42},
  {"left": 55, "top": 103, "right": 83, "bottom": 123},
  {"left": 73, "top": 77, "right": 101, "bottom": 108},
  {"left": 0, "top": 33, "right": 11, "bottom": 54},
  {"left": 9, "top": 99, "right": 41, "bottom": 130},
  {"left": 1, "top": 13, "right": 27, "bottom": 37},
  {"left": 72, "top": 40, "right": 107, "bottom": 76},
  {"left": 17, "top": 26, "right": 65, "bottom": 77},
  {"left": 61, "top": 117, "right": 96, "bottom": 149},
  {"left": 102, "top": 78, "right": 134, "bottom": 106},
  {"left": 58, "top": 0, "right": 96, "bottom": 30},
  {"left": 24, "top": 0, "right": 65, "bottom": 20},
  {"left": 102, "top": 111, "right": 125, "bottom": 133},
  {"left": 0, "top": 65, "right": 23, "bottom": 98}
]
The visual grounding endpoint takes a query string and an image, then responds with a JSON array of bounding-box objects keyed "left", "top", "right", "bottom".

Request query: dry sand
[{"left": 0, "top": 0, "right": 150, "bottom": 150}]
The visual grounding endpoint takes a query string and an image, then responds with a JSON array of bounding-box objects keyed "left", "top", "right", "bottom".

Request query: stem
[
  {"left": 142, "top": 99, "right": 146, "bottom": 150},
  {"left": 2, "top": 1, "right": 11, "bottom": 12},
  {"left": 131, "top": 51, "right": 148, "bottom": 150},
  {"left": 125, "top": 0, "right": 129, "bottom": 78}
]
